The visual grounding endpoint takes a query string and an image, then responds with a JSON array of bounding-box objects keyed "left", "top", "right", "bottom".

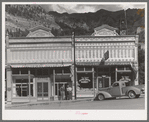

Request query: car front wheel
[
  {"left": 97, "top": 94, "right": 104, "bottom": 101},
  {"left": 128, "top": 91, "right": 136, "bottom": 99}
]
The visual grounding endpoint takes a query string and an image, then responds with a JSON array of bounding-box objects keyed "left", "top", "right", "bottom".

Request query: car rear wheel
[
  {"left": 97, "top": 94, "right": 104, "bottom": 101},
  {"left": 128, "top": 91, "right": 136, "bottom": 99},
  {"left": 136, "top": 95, "right": 140, "bottom": 98}
]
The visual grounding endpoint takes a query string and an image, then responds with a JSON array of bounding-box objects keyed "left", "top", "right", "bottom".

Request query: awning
[
  {"left": 76, "top": 62, "right": 132, "bottom": 66},
  {"left": 11, "top": 64, "right": 72, "bottom": 68}
]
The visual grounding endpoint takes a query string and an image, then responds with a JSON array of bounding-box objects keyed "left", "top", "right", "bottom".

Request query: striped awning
[
  {"left": 76, "top": 62, "right": 132, "bottom": 66},
  {"left": 11, "top": 64, "right": 71, "bottom": 68}
]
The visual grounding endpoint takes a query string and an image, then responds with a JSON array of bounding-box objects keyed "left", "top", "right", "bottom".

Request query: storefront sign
[{"left": 79, "top": 77, "right": 90, "bottom": 83}]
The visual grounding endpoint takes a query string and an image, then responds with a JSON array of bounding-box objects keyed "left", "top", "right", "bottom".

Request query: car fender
[
  {"left": 96, "top": 91, "right": 112, "bottom": 98},
  {"left": 125, "top": 86, "right": 141, "bottom": 95}
]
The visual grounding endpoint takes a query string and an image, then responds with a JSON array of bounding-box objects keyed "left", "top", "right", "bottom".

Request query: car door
[{"left": 109, "top": 83, "right": 121, "bottom": 97}]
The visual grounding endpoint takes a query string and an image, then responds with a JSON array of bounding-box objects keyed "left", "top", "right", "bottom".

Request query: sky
[{"left": 41, "top": 3, "right": 145, "bottom": 14}]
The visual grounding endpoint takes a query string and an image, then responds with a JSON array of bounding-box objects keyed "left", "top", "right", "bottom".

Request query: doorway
[
  {"left": 97, "top": 76, "right": 111, "bottom": 89},
  {"left": 55, "top": 82, "right": 67, "bottom": 100},
  {"left": 37, "top": 82, "right": 48, "bottom": 100}
]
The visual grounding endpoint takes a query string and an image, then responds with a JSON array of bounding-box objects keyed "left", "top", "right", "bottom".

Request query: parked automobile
[{"left": 95, "top": 81, "right": 141, "bottom": 101}]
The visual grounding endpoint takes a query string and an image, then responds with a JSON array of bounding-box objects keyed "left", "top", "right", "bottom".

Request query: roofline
[
  {"left": 9, "top": 35, "right": 138, "bottom": 39},
  {"left": 94, "top": 27, "right": 119, "bottom": 31},
  {"left": 94, "top": 24, "right": 119, "bottom": 31},
  {"left": 9, "top": 36, "right": 72, "bottom": 39},
  {"left": 28, "top": 25, "right": 51, "bottom": 32}
]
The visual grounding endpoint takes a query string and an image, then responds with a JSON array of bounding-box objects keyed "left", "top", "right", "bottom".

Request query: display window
[
  {"left": 77, "top": 73, "right": 92, "bottom": 88},
  {"left": 117, "top": 72, "right": 132, "bottom": 86},
  {"left": 13, "top": 78, "right": 34, "bottom": 97}
]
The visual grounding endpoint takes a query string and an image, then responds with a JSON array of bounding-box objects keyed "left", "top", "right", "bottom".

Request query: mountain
[{"left": 5, "top": 5, "right": 145, "bottom": 37}]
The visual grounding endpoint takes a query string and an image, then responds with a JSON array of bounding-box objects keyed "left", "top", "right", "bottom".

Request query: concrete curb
[
  {"left": 5, "top": 98, "right": 93, "bottom": 108},
  {"left": 5, "top": 94, "right": 145, "bottom": 108}
]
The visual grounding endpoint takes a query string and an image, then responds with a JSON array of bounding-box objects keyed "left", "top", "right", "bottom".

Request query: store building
[{"left": 5, "top": 25, "right": 139, "bottom": 104}]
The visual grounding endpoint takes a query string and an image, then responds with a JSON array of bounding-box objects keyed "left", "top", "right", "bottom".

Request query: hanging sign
[{"left": 79, "top": 77, "right": 91, "bottom": 83}]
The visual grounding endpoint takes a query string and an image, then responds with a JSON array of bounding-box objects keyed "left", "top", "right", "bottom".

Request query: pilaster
[
  {"left": 6, "top": 65, "right": 12, "bottom": 104},
  {"left": 135, "top": 35, "right": 139, "bottom": 62},
  {"left": 70, "top": 65, "right": 75, "bottom": 100}
]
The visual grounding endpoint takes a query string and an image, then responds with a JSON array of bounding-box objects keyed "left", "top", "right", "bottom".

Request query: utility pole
[
  {"left": 124, "top": 9, "right": 128, "bottom": 35},
  {"left": 72, "top": 31, "right": 76, "bottom": 100}
]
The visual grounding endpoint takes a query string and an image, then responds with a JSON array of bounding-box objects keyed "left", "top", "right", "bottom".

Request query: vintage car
[{"left": 95, "top": 81, "right": 141, "bottom": 100}]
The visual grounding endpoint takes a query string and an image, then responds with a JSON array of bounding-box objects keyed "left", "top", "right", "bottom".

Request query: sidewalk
[
  {"left": 5, "top": 94, "right": 145, "bottom": 109},
  {"left": 5, "top": 98, "right": 93, "bottom": 108}
]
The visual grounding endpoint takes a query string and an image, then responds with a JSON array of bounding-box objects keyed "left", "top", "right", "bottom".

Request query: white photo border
[{"left": 2, "top": 2, "right": 148, "bottom": 120}]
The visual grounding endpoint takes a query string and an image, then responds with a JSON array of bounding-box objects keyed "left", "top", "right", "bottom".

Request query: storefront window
[
  {"left": 14, "top": 79, "right": 33, "bottom": 97},
  {"left": 117, "top": 72, "right": 131, "bottom": 83},
  {"left": 78, "top": 73, "right": 92, "bottom": 88}
]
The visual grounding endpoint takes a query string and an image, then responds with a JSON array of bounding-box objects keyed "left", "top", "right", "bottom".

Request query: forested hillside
[{"left": 5, "top": 5, "right": 144, "bottom": 37}]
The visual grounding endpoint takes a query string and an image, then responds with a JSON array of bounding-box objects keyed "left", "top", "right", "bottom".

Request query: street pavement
[{"left": 5, "top": 94, "right": 145, "bottom": 110}]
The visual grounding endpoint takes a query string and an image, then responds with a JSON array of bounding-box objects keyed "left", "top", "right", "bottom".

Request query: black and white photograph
[{"left": 2, "top": 2, "right": 147, "bottom": 120}]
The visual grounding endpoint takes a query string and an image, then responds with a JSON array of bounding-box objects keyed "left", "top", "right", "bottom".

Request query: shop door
[
  {"left": 37, "top": 82, "right": 48, "bottom": 100},
  {"left": 55, "top": 82, "right": 67, "bottom": 100},
  {"left": 97, "top": 76, "right": 111, "bottom": 89}
]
